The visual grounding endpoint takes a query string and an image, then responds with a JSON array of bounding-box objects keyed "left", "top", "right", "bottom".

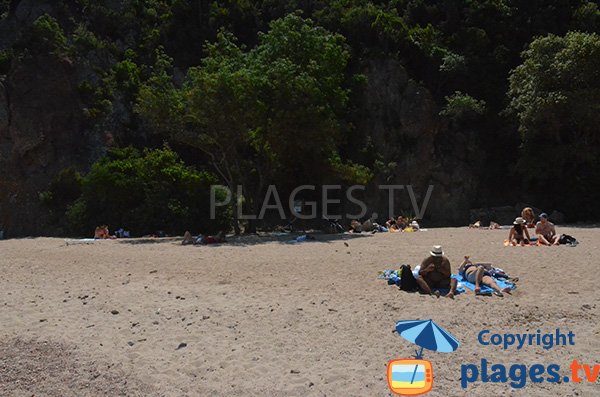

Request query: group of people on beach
[
  {"left": 507, "top": 207, "right": 561, "bottom": 246},
  {"left": 416, "top": 207, "right": 572, "bottom": 299},
  {"left": 414, "top": 245, "right": 513, "bottom": 299},
  {"left": 349, "top": 216, "right": 420, "bottom": 233}
]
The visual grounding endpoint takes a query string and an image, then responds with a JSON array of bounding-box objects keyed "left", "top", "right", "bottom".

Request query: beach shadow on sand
[
  {"left": 117, "top": 237, "right": 181, "bottom": 245},
  {"left": 224, "top": 232, "right": 373, "bottom": 247},
  {"left": 115, "top": 232, "right": 373, "bottom": 247}
]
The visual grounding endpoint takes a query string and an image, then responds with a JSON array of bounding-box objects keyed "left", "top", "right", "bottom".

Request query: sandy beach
[{"left": 1, "top": 227, "right": 599, "bottom": 396}]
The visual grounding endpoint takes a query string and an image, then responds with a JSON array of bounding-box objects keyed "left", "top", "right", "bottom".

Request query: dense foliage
[
  {"left": 44, "top": 147, "right": 230, "bottom": 236},
  {"left": 508, "top": 31, "right": 600, "bottom": 218},
  {"left": 4, "top": 0, "right": 600, "bottom": 231}
]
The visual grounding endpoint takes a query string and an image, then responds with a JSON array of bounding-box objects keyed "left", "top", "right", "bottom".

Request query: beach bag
[
  {"left": 399, "top": 265, "right": 419, "bottom": 292},
  {"left": 559, "top": 234, "right": 578, "bottom": 245}
]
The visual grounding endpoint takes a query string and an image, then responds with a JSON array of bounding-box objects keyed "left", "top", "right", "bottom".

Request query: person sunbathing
[
  {"left": 182, "top": 231, "right": 226, "bottom": 245},
  {"left": 398, "top": 216, "right": 409, "bottom": 229},
  {"left": 458, "top": 256, "right": 511, "bottom": 297},
  {"left": 384, "top": 216, "right": 407, "bottom": 232},
  {"left": 417, "top": 245, "right": 458, "bottom": 299},
  {"left": 349, "top": 219, "right": 362, "bottom": 233},
  {"left": 508, "top": 217, "right": 531, "bottom": 246},
  {"left": 535, "top": 213, "right": 559, "bottom": 245}
]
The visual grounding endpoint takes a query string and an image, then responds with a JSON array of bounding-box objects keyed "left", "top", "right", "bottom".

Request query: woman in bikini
[
  {"left": 508, "top": 217, "right": 531, "bottom": 246},
  {"left": 458, "top": 256, "right": 511, "bottom": 297}
]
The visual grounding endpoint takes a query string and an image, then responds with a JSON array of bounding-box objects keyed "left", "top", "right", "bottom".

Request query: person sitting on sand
[
  {"left": 468, "top": 220, "right": 481, "bottom": 228},
  {"left": 521, "top": 207, "right": 535, "bottom": 227},
  {"left": 389, "top": 216, "right": 407, "bottom": 232},
  {"left": 417, "top": 245, "right": 458, "bottom": 299},
  {"left": 458, "top": 256, "right": 511, "bottom": 297},
  {"left": 398, "top": 216, "right": 409, "bottom": 230},
  {"left": 508, "top": 217, "right": 531, "bottom": 246},
  {"left": 94, "top": 225, "right": 110, "bottom": 239},
  {"left": 408, "top": 220, "right": 420, "bottom": 231},
  {"left": 535, "top": 213, "right": 559, "bottom": 245}
]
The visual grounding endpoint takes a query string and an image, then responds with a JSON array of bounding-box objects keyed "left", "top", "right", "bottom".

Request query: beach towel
[
  {"left": 378, "top": 269, "right": 403, "bottom": 286},
  {"left": 286, "top": 235, "right": 316, "bottom": 244},
  {"left": 65, "top": 238, "right": 96, "bottom": 245},
  {"left": 379, "top": 268, "right": 465, "bottom": 294},
  {"left": 429, "top": 283, "right": 465, "bottom": 295},
  {"left": 503, "top": 239, "right": 537, "bottom": 247},
  {"left": 453, "top": 273, "right": 516, "bottom": 294}
]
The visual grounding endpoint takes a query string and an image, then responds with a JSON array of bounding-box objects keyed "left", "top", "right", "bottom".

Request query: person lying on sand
[
  {"left": 182, "top": 231, "right": 226, "bottom": 245},
  {"left": 535, "top": 213, "right": 560, "bottom": 245},
  {"left": 417, "top": 245, "right": 458, "bottom": 299},
  {"left": 468, "top": 220, "right": 481, "bottom": 228},
  {"left": 349, "top": 219, "right": 363, "bottom": 233},
  {"left": 489, "top": 221, "right": 500, "bottom": 229},
  {"left": 508, "top": 217, "right": 531, "bottom": 246},
  {"left": 458, "top": 256, "right": 511, "bottom": 297}
]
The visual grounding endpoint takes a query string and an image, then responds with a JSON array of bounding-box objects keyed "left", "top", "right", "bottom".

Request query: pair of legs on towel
[{"left": 464, "top": 266, "right": 511, "bottom": 297}]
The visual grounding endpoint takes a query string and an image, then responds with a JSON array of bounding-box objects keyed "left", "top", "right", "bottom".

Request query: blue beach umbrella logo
[
  {"left": 388, "top": 320, "right": 460, "bottom": 396},
  {"left": 395, "top": 319, "right": 460, "bottom": 358}
]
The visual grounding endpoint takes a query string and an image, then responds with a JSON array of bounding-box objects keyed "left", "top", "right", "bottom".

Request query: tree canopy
[
  {"left": 508, "top": 31, "right": 600, "bottom": 218},
  {"left": 4, "top": 0, "right": 600, "bottom": 233}
]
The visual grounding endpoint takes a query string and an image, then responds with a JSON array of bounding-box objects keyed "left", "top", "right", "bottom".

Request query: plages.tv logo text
[{"left": 461, "top": 328, "right": 599, "bottom": 389}]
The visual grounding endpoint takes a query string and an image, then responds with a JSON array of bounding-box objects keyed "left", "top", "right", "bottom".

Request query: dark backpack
[
  {"left": 399, "top": 264, "right": 419, "bottom": 292},
  {"left": 559, "top": 234, "right": 578, "bottom": 245}
]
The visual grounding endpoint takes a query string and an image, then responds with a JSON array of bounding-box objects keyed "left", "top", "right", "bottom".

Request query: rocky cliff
[
  {"left": 358, "top": 59, "right": 480, "bottom": 225},
  {"left": 0, "top": 52, "right": 110, "bottom": 236},
  {"left": 0, "top": 2, "right": 487, "bottom": 236}
]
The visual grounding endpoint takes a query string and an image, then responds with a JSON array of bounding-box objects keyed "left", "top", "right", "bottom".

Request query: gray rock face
[
  {"left": 358, "top": 59, "right": 478, "bottom": 225},
  {"left": 549, "top": 210, "right": 565, "bottom": 224},
  {"left": 470, "top": 206, "right": 518, "bottom": 226},
  {"left": 0, "top": 54, "right": 107, "bottom": 236}
]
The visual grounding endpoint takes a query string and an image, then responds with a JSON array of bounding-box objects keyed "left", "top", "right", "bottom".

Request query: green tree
[
  {"left": 249, "top": 13, "right": 361, "bottom": 186},
  {"left": 67, "top": 146, "right": 230, "bottom": 236},
  {"left": 508, "top": 31, "right": 600, "bottom": 218},
  {"left": 137, "top": 13, "right": 367, "bottom": 232}
]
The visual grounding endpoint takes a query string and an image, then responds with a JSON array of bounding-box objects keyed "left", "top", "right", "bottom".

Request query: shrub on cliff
[
  {"left": 17, "top": 14, "right": 69, "bottom": 56},
  {"left": 66, "top": 146, "right": 230, "bottom": 237}
]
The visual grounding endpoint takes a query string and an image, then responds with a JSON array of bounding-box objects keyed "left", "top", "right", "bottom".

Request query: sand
[{"left": 1, "top": 227, "right": 599, "bottom": 396}]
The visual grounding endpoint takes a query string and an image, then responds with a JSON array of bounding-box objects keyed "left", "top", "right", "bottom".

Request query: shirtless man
[
  {"left": 417, "top": 245, "right": 458, "bottom": 299},
  {"left": 535, "top": 213, "right": 559, "bottom": 245}
]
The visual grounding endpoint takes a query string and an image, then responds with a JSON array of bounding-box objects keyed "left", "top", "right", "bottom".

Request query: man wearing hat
[
  {"left": 535, "top": 213, "right": 559, "bottom": 245},
  {"left": 417, "top": 245, "right": 458, "bottom": 298}
]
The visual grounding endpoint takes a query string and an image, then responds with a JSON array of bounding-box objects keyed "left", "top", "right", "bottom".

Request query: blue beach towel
[
  {"left": 379, "top": 269, "right": 465, "bottom": 294},
  {"left": 431, "top": 285, "right": 465, "bottom": 295}
]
